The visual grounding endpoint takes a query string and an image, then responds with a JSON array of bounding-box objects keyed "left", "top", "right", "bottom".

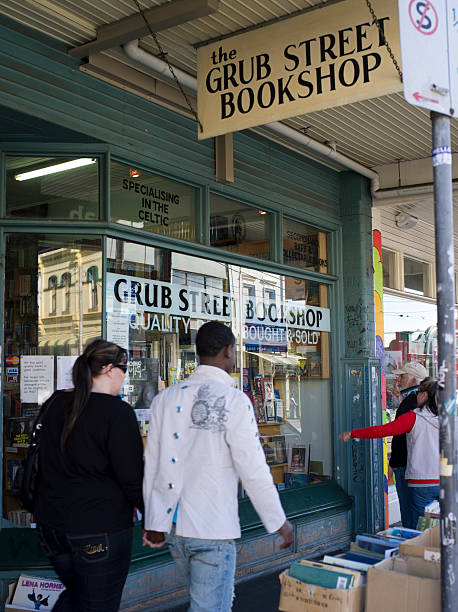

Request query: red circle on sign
[
  {"left": 5, "top": 355, "right": 19, "bottom": 365},
  {"left": 408, "top": 0, "right": 438, "bottom": 35}
]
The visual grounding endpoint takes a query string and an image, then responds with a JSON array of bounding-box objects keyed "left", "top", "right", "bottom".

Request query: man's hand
[
  {"left": 278, "top": 520, "right": 294, "bottom": 550},
  {"left": 142, "top": 529, "right": 166, "bottom": 549},
  {"left": 338, "top": 431, "right": 352, "bottom": 442}
]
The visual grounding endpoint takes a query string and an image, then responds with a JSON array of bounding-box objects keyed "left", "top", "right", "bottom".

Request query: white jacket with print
[{"left": 143, "top": 365, "right": 286, "bottom": 539}]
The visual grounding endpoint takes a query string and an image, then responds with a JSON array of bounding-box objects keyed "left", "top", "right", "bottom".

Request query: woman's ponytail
[{"left": 60, "top": 339, "right": 127, "bottom": 451}]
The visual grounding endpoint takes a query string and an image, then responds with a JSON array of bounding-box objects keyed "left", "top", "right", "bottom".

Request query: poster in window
[{"left": 253, "top": 374, "right": 266, "bottom": 423}]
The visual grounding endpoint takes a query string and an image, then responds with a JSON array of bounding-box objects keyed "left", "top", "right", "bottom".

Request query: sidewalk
[{"left": 166, "top": 568, "right": 284, "bottom": 612}]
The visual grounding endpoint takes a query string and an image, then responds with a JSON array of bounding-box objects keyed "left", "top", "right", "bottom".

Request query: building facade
[{"left": 0, "top": 13, "right": 383, "bottom": 610}]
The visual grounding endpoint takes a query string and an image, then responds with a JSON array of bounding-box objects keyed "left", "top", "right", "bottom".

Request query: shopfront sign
[
  {"left": 197, "top": 0, "right": 401, "bottom": 139},
  {"left": 106, "top": 273, "right": 331, "bottom": 338}
]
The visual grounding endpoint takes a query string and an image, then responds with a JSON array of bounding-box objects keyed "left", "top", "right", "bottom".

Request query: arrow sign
[{"left": 413, "top": 91, "right": 440, "bottom": 104}]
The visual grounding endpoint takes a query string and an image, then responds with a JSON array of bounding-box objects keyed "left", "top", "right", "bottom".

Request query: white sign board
[
  {"left": 398, "top": 0, "right": 457, "bottom": 115},
  {"left": 20, "top": 355, "right": 54, "bottom": 404},
  {"left": 57, "top": 356, "right": 78, "bottom": 390}
]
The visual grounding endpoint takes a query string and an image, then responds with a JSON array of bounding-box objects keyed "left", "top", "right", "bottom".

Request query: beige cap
[{"left": 392, "top": 361, "right": 428, "bottom": 378}]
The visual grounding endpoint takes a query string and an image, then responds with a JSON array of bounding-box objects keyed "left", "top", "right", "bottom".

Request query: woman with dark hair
[
  {"left": 34, "top": 339, "right": 144, "bottom": 612},
  {"left": 339, "top": 377, "right": 439, "bottom": 530}
]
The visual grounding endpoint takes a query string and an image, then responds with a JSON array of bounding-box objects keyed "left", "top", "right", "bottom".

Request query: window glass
[
  {"left": 404, "top": 257, "right": 425, "bottom": 295},
  {"left": 105, "top": 239, "right": 332, "bottom": 490},
  {"left": 111, "top": 161, "right": 197, "bottom": 242},
  {"left": 283, "top": 218, "right": 328, "bottom": 272},
  {"left": 210, "top": 194, "right": 272, "bottom": 260},
  {"left": 382, "top": 249, "right": 395, "bottom": 288},
  {"left": 6, "top": 156, "right": 99, "bottom": 219},
  {"left": 3, "top": 233, "right": 102, "bottom": 525}
]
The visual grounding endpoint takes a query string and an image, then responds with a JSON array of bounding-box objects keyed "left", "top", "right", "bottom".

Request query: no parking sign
[{"left": 398, "top": 0, "right": 458, "bottom": 116}]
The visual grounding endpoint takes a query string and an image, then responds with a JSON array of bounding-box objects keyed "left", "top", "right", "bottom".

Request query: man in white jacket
[{"left": 143, "top": 321, "right": 293, "bottom": 611}]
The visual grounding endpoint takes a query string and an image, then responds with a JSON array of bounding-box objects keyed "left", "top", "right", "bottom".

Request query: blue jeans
[
  {"left": 409, "top": 485, "right": 440, "bottom": 530},
  {"left": 37, "top": 524, "right": 133, "bottom": 612},
  {"left": 394, "top": 467, "right": 411, "bottom": 528},
  {"left": 166, "top": 529, "right": 236, "bottom": 612}
]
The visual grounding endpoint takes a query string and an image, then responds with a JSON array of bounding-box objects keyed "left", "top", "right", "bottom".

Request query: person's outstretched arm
[{"left": 339, "top": 410, "right": 416, "bottom": 442}]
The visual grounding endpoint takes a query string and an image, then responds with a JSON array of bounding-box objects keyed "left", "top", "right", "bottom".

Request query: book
[
  {"left": 289, "top": 560, "right": 356, "bottom": 589},
  {"left": 349, "top": 543, "right": 385, "bottom": 559},
  {"left": 354, "top": 534, "right": 399, "bottom": 557},
  {"left": 6, "top": 416, "right": 34, "bottom": 447},
  {"left": 377, "top": 527, "right": 422, "bottom": 540},
  {"left": 322, "top": 554, "right": 372, "bottom": 574},
  {"left": 10, "top": 575, "right": 64, "bottom": 608},
  {"left": 285, "top": 472, "right": 308, "bottom": 488},
  {"left": 6, "top": 459, "right": 22, "bottom": 490},
  {"left": 344, "top": 551, "right": 382, "bottom": 566}
]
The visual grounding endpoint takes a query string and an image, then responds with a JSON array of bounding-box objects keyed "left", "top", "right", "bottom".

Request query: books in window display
[{"left": 6, "top": 417, "right": 34, "bottom": 447}]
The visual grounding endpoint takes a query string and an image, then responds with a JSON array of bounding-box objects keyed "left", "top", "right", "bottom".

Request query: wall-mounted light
[
  {"left": 15, "top": 158, "right": 96, "bottom": 181},
  {"left": 130, "top": 168, "right": 141, "bottom": 178},
  {"left": 395, "top": 212, "right": 418, "bottom": 230},
  {"left": 258, "top": 210, "right": 267, "bottom": 215}
]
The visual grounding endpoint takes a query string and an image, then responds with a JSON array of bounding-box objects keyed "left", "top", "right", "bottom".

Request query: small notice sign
[{"left": 20, "top": 356, "right": 54, "bottom": 404}]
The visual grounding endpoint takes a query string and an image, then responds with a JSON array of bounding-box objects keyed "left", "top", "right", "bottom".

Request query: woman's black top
[{"left": 34, "top": 390, "right": 144, "bottom": 535}]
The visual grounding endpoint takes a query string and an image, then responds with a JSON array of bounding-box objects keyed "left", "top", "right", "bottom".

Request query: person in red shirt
[{"left": 339, "top": 378, "right": 439, "bottom": 529}]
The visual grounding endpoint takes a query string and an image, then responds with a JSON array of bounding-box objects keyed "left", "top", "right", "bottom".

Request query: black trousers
[{"left": 37, "top": 523, "right": 133, "bottom": 612}]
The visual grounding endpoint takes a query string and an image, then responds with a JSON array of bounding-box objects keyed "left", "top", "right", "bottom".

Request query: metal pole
[{"left": 431, "top": 111, "right": 457, "bottom": 612}]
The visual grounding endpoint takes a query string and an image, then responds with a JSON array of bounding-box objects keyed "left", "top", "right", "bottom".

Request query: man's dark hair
[{"left": 196, "top": 321, "right": 235, "bottom": 357}]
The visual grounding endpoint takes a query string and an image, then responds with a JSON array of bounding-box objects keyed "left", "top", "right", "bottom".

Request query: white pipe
[{"left": 123, "top": 39, "right": 379, "bottom": 190}]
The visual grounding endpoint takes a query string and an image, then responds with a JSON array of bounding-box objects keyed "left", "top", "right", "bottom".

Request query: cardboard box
[
  {"left": 279, "top": 569, "right": 364, "bottom": 612},
  {"left": 399, "top": 525, "right": 440, "bottom": 562},
  {"left": 366, "top": 556, "right": 440, "bottom": 612}
]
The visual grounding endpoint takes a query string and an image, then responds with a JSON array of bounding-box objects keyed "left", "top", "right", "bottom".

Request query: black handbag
[{"left": 12, "top": 393, "right": 56, "bottom": 512}]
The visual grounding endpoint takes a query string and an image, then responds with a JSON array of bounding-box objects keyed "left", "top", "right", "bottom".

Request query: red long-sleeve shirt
[{"left": 351, "top": 412, "right": 438, "bottom": 485}]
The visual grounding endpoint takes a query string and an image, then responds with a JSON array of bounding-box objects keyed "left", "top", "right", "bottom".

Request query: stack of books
[
  {"left": 294, "top": 528, "right": 423, "bottom": 581},
  {"left": 288, "top": 559, "right": 363, "bottom": 590}
]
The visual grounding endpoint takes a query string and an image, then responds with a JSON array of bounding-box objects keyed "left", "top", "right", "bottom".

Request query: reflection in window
[
  {"left": 105, "top": 238, "right": 333, "bottom": 491},
  {"left": 61, "top": 272, "right": 71, "bottom": 313},
  {"left": 404, "top": 257, "right": 425, "bottom": 295},
  {"left": 382, "top": 249, "right": 395, "bottom": 288},
  {"left": 3, "top": 233, "right": 102, "bottom": 523},
  {"left": 210, "top": 194, "right": 272, "bottom": 260},
  {"left": 87, "top": 266, "right": 99, "bottom": 310},
  {"left": 48, "top": 276, "right": 57, "bottom": 315},
  {"left": 6, "top": 156, "right": 99, "bottom": 219}
]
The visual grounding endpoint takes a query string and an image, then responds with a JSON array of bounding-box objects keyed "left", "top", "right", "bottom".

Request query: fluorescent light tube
[{"left": 15, "top": 158, "right": 96, "bottom": 181}]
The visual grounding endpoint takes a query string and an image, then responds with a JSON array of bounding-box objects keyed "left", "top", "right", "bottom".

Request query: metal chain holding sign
[
  {"left": 364, "top": 0, "right": 403, "bottom": 81},
  {"left": 132, "top": 0, "right": 203, "bottom": 132}
]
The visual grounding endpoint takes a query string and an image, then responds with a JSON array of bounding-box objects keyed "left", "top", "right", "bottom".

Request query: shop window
[
  {"left": 382, "top": 249, "right": 396, "bottom": 288},
  {"left": 2, "top": 233, "right": 102, "bottom": 525},
  {"left": 210, "top": 194, "right": 272, "bottom": 260},
  {"left": 283, "top": 218, "right": 328, "bottom": 273},
  {"left": 6, "top": 156, "right": 99, "bottom": 219},
  {"left": 110, "top": 161, "right": 197, "bottom": 243},
  {"left": 404, "top": 257, "right": 425, "bottom": 295},
  {"left": 105, "top": 238, "right": 332, "bottom": 493}
]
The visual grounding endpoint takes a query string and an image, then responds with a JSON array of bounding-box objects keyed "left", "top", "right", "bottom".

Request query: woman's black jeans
[{"left": 37, "top": 524, "right": 133, "bottom": 612}]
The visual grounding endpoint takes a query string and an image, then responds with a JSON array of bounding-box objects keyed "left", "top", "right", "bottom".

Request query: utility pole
[{"left": 431, "top": 111, "right": 457, "bottom": 612}]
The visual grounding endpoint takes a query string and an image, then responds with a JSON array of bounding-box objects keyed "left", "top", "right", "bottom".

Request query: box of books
[
  {"left": 279, "top": 561, "right": 364, "bottom": 612},
  {"left": 365, "top": 556, "right": 440, "bottom": 612},
  {"left": 6, "top": 575, "right": 64, "bottom": 610},
  {"left": 398, "top": 525, "right": 440, "bottom": 562}
]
